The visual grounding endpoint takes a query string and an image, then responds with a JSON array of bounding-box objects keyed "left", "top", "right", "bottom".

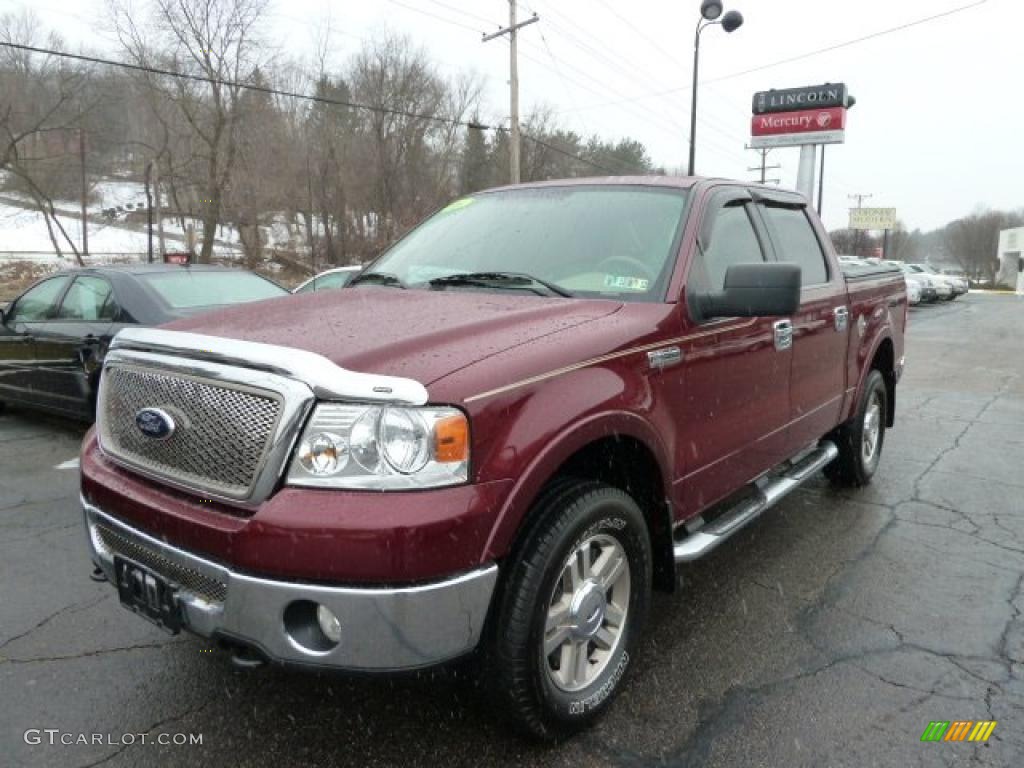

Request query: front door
[
  {"left": 32, "top": 275, "right": 118, "bottom": 416},
  {"left": 0, "top": 275, "right": 72, "bottom": 408},
  {"left": 675, "top": 188, "right": 794, "bottom": 518}
]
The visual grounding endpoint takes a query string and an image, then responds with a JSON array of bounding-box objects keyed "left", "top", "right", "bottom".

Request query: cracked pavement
[{"left": 2, "top": 294, "right": 1023, "bottom": 766}]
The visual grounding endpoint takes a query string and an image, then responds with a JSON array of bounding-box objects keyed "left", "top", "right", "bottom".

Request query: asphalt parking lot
[{"left": 3, "top": 293, "right": 1023, "bottom": 767}]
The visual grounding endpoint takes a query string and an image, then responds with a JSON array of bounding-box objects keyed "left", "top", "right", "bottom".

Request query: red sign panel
[
  {"left": 163, "top": 252, "right": 191, "bottom": 265},
  {"left": 751, "top": 107, "right": 847, "bottom": 137}
]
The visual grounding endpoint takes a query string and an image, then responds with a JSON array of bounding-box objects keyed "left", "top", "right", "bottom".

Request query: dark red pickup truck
[{"left": 80, "top": 177, "right": 906, "bottom": 737}]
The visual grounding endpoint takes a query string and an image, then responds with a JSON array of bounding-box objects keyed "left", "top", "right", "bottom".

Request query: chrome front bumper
[{"left": 83, "top": 498, "right": 498, "bottom": 671}]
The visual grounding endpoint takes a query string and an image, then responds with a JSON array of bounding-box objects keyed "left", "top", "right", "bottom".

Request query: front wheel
[
  {"left": 825, "top": 369, "right": 887, "bottom": 487},
  {"left": 490, "top": 480, "right": 652, "bottom": 739}
]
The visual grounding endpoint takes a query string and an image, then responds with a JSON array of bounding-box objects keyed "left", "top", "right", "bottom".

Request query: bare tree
[
  {"left": 112, "top": 0, "right": 269, "bottom": 262},
  {"left": 0, "top": 9, "right": 88, "bottom": 264}
]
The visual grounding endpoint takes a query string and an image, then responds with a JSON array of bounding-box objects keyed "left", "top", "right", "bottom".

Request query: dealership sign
[
  {"left": 849, "top": 208, "right": 898, "bottom": 230},
  {"left": 752, "top": 83, "right": 850, "bottom": 115},
  {"left": 750, "top": 83, "right": 850, "bottom": 149},
  {"left": 750, "top": 107, "right": 847, "bottom": 148}
]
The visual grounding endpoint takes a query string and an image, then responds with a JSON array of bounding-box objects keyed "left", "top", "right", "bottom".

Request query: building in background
[{"left": 996, "top": 227, "right": 1024, "bottom": 293}]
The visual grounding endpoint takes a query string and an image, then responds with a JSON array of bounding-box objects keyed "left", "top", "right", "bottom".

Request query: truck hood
[{"left": 165, "top": 287, "right": 624, "bottom": 386}]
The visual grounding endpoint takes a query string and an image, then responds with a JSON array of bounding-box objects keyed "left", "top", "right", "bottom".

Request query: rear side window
[
  {"left": 693, "top": 203, "right": 765, "bottom": 291},
  {"left": 760, "top": 206, "right": 829, "bottom": 286},
  {"left": 58, "top": 276, "right": 117, "bottom": 321}
]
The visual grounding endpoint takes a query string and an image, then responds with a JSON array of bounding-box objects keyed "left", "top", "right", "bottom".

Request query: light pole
[{"left": 688, "top": 0, "right": 743, "bottom": 177}]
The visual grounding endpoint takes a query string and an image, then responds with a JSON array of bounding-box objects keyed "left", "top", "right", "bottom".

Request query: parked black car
[{"left": 0, "top": 264, "right": 287, "bottom": 420}]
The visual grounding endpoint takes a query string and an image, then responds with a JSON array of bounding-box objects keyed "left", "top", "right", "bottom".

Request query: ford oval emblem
[{"left": 135, "top": 408, "right": 176, "bottom": 440}]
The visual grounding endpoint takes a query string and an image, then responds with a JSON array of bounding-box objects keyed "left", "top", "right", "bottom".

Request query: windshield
[
  {"left": 363, "top": 186, "right": 689, "bottom": 302},
  {"left": 141, "top": 270, "right": 286, "bottom": 309}
]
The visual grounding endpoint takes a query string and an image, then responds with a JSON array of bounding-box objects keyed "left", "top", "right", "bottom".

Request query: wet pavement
[{"left": 2, "top": 294, "right": 1023, "bottom": 767}]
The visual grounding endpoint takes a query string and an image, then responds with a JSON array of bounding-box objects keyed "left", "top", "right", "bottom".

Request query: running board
[{"left": 673, "top": 441, "right": 838, "bottom": 563}]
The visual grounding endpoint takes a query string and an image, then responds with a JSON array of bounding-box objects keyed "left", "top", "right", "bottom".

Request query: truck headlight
[{"left": 286, "top": 404, "right": 469, "bottom": 489}]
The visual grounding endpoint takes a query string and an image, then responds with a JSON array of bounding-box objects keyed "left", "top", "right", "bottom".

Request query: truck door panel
[{"left": 675, "top": 190, "right": 793, "bottom": 518}]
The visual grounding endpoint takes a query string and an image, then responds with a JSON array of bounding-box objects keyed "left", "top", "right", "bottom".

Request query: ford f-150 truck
[{"left": 80, "top": 177, "right": 906, "bottom": 738}]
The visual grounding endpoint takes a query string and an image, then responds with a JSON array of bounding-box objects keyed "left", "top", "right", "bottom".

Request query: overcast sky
[{"left": 15, "top": 0, "right": 1023, "bottom": 232}]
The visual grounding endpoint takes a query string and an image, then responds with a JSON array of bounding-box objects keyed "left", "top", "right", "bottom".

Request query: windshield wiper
[
  {"left": 349, "top": 271, "right": 407, "bottom": 289},
  {"left": 428, "top": 271, "right": 573, "bottom": 298}
]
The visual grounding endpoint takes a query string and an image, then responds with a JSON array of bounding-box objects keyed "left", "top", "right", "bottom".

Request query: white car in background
[
  {"left": 292, "top": 265, "right": 363, "bottom": 294},
  {"left": 907, "top": 263, "right": 963, "bottom": 300},
  {"left": 882, "top": 260, "right": 934, "bottom": 304},
  {"left": 905, "top": 278, "right": 922, "bottom": 305}
]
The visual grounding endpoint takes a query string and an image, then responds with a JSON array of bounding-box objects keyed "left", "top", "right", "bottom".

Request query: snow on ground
[
  {"left": 0, "top": 197, "right": 241, "bottom": 257},
  {"left": 91, "top": 179, "right": 154, "bottom": 212},
  {"left": 0, "top": 176, "right": 321, "bottom": 259}
]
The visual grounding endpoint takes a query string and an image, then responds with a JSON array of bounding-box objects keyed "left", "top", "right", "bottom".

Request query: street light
[{"left": 688, "top": 1, "right": 744, "bottom": 176}]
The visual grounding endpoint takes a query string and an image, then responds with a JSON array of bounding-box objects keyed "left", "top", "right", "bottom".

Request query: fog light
[{"left": 316, "top": 604, "right": 342, "bottom": 644}]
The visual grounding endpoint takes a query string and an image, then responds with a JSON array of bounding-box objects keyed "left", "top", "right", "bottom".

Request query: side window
[
  {"left": 694, "top": 203, "right": 765, "bottom": 291},
  {"left": 57, "top": 276, "right": 117, "bottom": 321},
  {"left": 10, "top": 275, "right": 72, "bottom": 324},
  {"left": 760, "top": 205, "right": 829, "bottom": 286}
]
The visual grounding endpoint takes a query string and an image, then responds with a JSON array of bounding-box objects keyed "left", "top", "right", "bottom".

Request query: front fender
[{"left": 473, "top": 365, "right": 673, "bottom": 563}]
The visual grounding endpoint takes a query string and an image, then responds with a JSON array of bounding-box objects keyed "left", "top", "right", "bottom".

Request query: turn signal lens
[{"left": 434, "top": 414, "right": 469, "bottom": 463}]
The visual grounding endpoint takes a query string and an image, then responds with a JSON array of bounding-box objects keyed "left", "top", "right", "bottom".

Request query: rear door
[
  {"left": 754, "top": 196, "right": 848, "bottom": 450},
  {"left": 0, "top": 275, "right": 72, "bottom": 406},
  {"left": 34, "top": 274, "right": 119, "bottom": 415},
  {"left": 677, "top": 188, "right": 794, "bottom": 516}
]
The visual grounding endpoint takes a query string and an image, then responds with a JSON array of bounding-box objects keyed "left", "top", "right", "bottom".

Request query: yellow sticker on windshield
[
  {"left": 441, "top": 197, "right": 475, "bottom": 214},
  {"left": 604, "top": 275, "right": 650, "bottom": 291}
]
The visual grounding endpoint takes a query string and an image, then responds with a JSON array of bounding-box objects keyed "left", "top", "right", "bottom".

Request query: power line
[
  {"left": 538, "top": 0, "right": 990, "bottom": 112},
  {"left": 382, "top": 0, "right": 485, "bottom": 34},
  {"left": 706, "top": 0, "right": 989, "bottom": 85},
  {"left": 0, "top": 40, "right": 637, "bottom": 177},
  {"left": 420, "top": 0, "right": 498, "bottom": 28},
  {"left": 0, "top": 41, "right": 484, "bottom": 128},
  {"left": 590, "top": 0, "right": 686, "bottom": 70}
]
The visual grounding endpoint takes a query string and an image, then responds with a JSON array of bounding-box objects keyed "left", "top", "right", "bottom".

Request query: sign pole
[
  {"left": 817, "top": 145, "right": 826, "bottom": 215},
  {"left": 796, "top": 144, "right": 817, "bottom": 200},
  {"left": 882, "top": 228, "right": 890, "bottom": 260}
]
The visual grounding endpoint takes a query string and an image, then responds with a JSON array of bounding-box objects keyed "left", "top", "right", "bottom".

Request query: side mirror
[{"left": 696, "top": 263, "right": 801, "bottom": 321}]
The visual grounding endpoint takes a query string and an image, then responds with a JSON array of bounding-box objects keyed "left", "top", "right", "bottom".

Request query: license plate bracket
[{"left": 114, "top": 556, "right": 183, "bottom": 634}]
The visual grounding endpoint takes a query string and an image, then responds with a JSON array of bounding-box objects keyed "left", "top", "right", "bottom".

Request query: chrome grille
[
  {"left": 98, "top": 364, "right": 282, "bottom": 500},
  {"left": 95, "top": 523, "right": 228, "bottom": 604}
]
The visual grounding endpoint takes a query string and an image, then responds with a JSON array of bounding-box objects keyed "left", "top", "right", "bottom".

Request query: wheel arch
[{"left": 483, "top": 411, "right": 677, "bottom": 593}]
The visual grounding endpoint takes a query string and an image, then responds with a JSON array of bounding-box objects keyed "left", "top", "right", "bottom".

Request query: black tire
[
  {"left": 491, "top": 480, "right": 652, "bottom": 739},
  {"left": 825, "top": 369, "right": 887, "bottom": 487}
]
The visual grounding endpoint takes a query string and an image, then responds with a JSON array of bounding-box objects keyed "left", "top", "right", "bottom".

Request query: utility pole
[
  {"left": 153, "top": 158, "right": 166, "bottom": 257},
  {"left": 745, "top": 145, "right": 780, "bottom": 185},
  {"left": 78, "top": 126, "right": 88, "bottom": 257},
  {"left": 145, "top": 161, "right": 154, "bottom": 263},
  {"left": 482, "top": 3, "right": 539, "bottom": 184}
]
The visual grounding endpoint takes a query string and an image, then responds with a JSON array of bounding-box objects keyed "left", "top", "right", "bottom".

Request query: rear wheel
[
  {"left": 491, "top": 480, "right": 652, "bottom": 739},
  {"left": 825, "top": 369, "right": 887, "bottom": 487}
]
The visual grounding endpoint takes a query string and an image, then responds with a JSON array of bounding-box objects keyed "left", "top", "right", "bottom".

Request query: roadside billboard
[{"left": 849, "top": 208, "right": 898, "bottom": 230}]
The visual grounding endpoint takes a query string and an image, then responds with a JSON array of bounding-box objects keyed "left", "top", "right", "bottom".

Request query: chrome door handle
[
  {"left": 833, "top": 306, "right": 849, "bottom": 332},
  {"left": 773, "top": 319, "right": 793, "bottom": 351}
]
